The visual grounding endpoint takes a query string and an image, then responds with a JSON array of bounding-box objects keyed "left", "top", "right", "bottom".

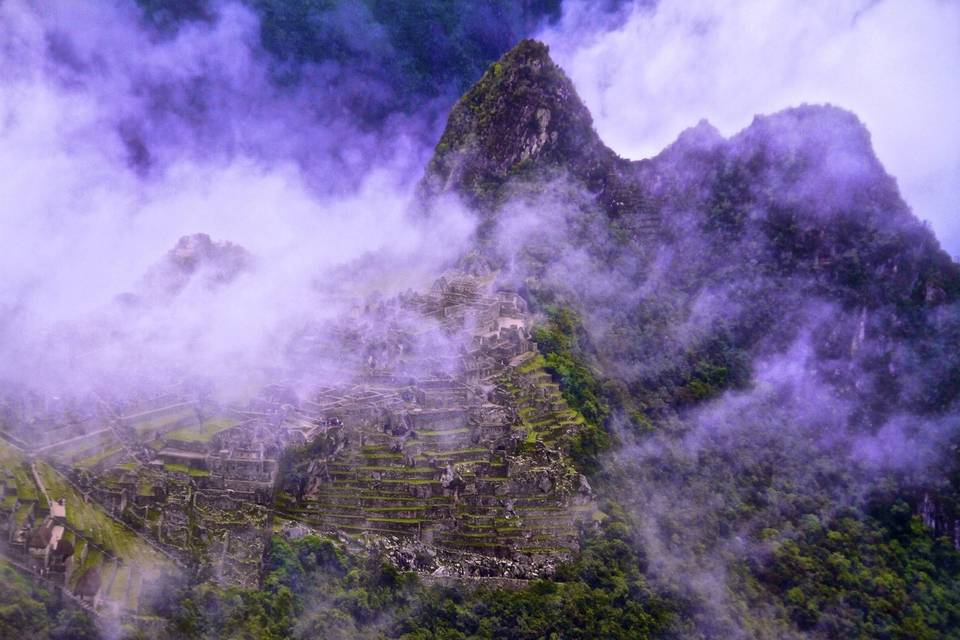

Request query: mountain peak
[
  {"left": 420, "top": 39, "right": 622, "bottom": 212},
  {"left": 134, "top": 233, "right": 252, "bottom": 301}
]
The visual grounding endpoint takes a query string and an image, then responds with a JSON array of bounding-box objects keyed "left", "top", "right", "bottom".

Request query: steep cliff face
[
  {"left": 422, "top": 41, "right": 960, "bottom": 418},
  {"left": 421, "top": 39, "right": 645, "bottom": 222},
  {"left": 424, "top": 41, "right": 960, "bottom": 355}
]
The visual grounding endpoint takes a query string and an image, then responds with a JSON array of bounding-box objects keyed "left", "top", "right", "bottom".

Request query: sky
[{"left": 542, "top": 0, "right": 960, "bottom": 254}]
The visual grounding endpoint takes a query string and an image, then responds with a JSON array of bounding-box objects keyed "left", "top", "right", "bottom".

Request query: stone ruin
[
  {"left": 278, "top": 274, "right": 598, "bottom": 579},
  {"left": 0, "top": 272, "right": 600, "bottom": 587}
]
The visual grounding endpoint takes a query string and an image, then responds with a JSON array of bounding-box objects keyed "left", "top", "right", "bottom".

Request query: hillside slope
[{"left": 420, "top": 38, "right": 960, "bottom": 639}]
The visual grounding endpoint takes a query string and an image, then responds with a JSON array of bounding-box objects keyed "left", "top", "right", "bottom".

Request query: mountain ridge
[{"left": 421, "top": 39, "right": 958, "bottom": 308}]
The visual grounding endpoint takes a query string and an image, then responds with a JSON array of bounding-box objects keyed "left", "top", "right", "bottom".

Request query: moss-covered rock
[{"left": 420, "top": 39, "right": 644, "bottom": 222}]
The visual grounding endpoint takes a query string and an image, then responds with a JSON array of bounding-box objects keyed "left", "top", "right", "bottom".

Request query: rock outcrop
[{"left": 421, "top": 39, "right": 649, "bottom": 224}]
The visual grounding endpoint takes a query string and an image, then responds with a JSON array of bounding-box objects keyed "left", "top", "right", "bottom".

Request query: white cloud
[
  {"left": 543, "top": 0, "right": 960, "bottom": 252},
  {"left": 0, "top": 1, "right": 474, "bottom": 394}
]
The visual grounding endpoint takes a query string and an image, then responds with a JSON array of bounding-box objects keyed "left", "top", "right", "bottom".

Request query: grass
[
  {"left": 0, "top": 440, "right": 39, "bottom": 502},
  {"left": 46, "top": 430, "right": 117, "bottom": 461},
  {"left": 39, "top": 461, "right": 135, "bottom": 554},
  {"left": 108, "top": 563, "right": 130, "bottom": 602},
  {"left": 361, "top": 452, "right": 404, "bottom": 460},
  {"left": 423, "top": 447, "right": 489, "bottom": 456},
  {"left": 14, "top": 503, "right": 32, "bottom": 525},
  {"left": 74, "top": 444, "right": 124, "bottom": 470},
  {"left": 71, "top": 547, "right": 103, "bottom": 590},
  {"left": 417, "top": 428, "right": 470, "bottom": 437},
  {"left": 355, "top": 465, "right": 435, "bottom": 473},
  {"left": 518, "top": 546, "right": 570, "bottom": 554},
  {"left": 129, "top": 408, "right": 197, "bottom": 435},
  {"left": 312, "top": 491, "right": 444, "bottom": 503},
  {"left": 163, "top": 463, "right": 211, "bottom": 477},
  {"left": 70, "top": 538, "right": 87, "bottom": 577},
  {"left": 36, "top": 459, "right": 172, "bottom": 609},
  {"left": 126, "top": 572, "right": 142, "bottom": 612},
  {"left": 517, "top": 353, "right": 546, "bottom": 374},
  {"left": 164, "top": 417, "right": 238, "bottom": 443},
  {"left": 360, "top": 445, "right": 392, "bottom": 453},
  {"left": 368, "top": 516, "right": 422, "bottom": 524}
]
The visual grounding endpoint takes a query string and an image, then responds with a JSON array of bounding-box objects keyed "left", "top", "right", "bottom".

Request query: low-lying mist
[{"left": 0, "top": 1, "right": 476, "bottom": 398}]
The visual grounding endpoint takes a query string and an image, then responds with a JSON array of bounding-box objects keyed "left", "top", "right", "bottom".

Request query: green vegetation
[
  {"left": 531, "top": 306, "right": 611, "bottom": 473},
  {"left": 757, "top": 507, "right": 960, "bottom": 639},
  {"left": 130, "top": 408, "right": 198, "bottom": 435},
  {"left": 0, "top": 440, "right": 40, "bottom": 502},
  {"left": 0, "top": 559, "right": 98, "bottom": 640},
  {"left": 164, "top": 418, "right": 237, "bottom": 443},
  {"left": 45, "top": 430, "right": 118, "bottom": 463},
  {"left": 35, "top": 460, "right": 173, "bottom": 613},
  {"left": 8, "top": 26, "right": 960, "bottom": 640},
  {"left": 74, "top": 445, "right": 124, "bottom": 470},
  {"left": 153, "top": 510, "right": 673, "bottom": 640},
  {"left": 163, "top": 463, "right": 211, "bottom": 478},
  {"left": 40, "top": 462, "right": 136, "bottom": 555},
  {"left": 531, "top": 307, "right": 606, "bottom": 425}
]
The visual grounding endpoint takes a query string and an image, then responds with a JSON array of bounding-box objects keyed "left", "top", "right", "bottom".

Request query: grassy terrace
[
  {"left": 164, "top": 417, "right": 238, "bottom": 443},
  {"left": 309, "top": 492, "right": 451, "bottom": 504},
  {"left": 108, "top": 563, "right": 130, "bottom": 602},
  {"left": 289, "top": 504, "right": 432, "bottom": 517},
  {"left": 46, "top": 429, "right": 117, "bottom": 461},
  {"left": 36, "top": 460, "right": 173, "bottom": 612},
  {"left": 74, "top": 444, "right": 125, "bottom": 470},
  {"left": 285, "top": 354, "right": 595, "bottom": 561},
  {"left": 422, "top": 447, "right": 489, "bottom": 457},
  {"left": 70, "top": 547, "right": 103, "bottom": 590},
  {"left": 126, "top": 571, "right": 143, "bottom": 612},
  {"left": 361, "top": 452, "right": 404, "bottom": 461},
  {"left": 354, "top": 465, "right": 436, "bottom": 473},
  {"left": 379, "top": 478, "right": 440, "bottom": 486},
  {"left": 516, "top": 353, "right": 547, "bottom": 374},
  {"left": 38, "top": 462, "right": 145, "bottom": 557},
  {"left": 14, "top": 503, "right": 32, "bottom": 525},
  {"left": 286, "top": 510, "right": 424, "bottom": 525},
  {"left": 0, "top": 440, "right": 39, "bottom": 502},
  {"left": 129, "top": 408, "right": 198, "bottom": 435},
  {"left": 163, "top": 463, "right": 211, "bottom": 477}
]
